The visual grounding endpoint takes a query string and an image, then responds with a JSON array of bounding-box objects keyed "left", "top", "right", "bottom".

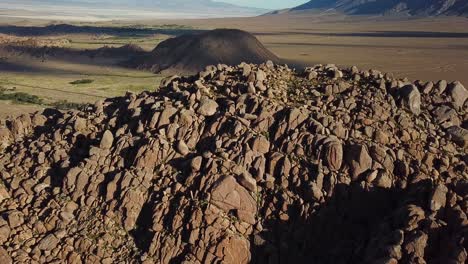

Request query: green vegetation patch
[
  {"left": 51, "top": 100, "right": 87, "bottom": 110},
  {"left": 0, "top": 91, "right": 44, "bottom": 105},
  {"left": 70, "top": 79, "right": 94, "bottom": 85}
]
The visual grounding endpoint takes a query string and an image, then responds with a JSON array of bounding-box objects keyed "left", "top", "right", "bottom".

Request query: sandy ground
[{"left": 0, "top": 100, "right": 43, "bottom": 118}]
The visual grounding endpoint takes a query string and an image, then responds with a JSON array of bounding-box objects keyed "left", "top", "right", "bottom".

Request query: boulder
[{"left": 399, "top": 85, "right": 421, "bottom": 115}]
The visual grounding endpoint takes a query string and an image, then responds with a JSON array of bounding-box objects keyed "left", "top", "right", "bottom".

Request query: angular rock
[
  {"left": 447, "top": 81, "right": 467, "bottom": 108},
  {"left": 37, "top": 234, "right": 59, "bottom": 251},
  {"left": 211, "top": 176, "right": 256, "bottom": 224},
  {"left": 399, "top": 85, "right": 421, "bottom": 115},
  {"left": 429, "top": 184, "right": 448, "bottom": 211},
  {"left": 345, "top": 144, "right": 372, "bottom": 179},
  {"left": 447, "top": 126, "right": 468, "bottom": 147}
]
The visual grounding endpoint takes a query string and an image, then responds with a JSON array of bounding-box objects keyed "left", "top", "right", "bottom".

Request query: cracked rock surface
[{"left": 0, "top": 61, "right": 467, "bottom": 263}]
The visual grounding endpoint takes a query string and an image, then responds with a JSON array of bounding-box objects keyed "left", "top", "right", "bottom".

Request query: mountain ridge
[
  {"left": 288, "top": 0, "right": 468, "bottom": 16},
  {"left": 3, "top": 0, "right": 269, "bottom": 17}
]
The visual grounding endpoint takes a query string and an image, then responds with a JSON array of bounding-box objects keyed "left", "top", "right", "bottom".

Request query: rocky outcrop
[{"left": 0, "top": 61, "right": 466, "bottom": 263}]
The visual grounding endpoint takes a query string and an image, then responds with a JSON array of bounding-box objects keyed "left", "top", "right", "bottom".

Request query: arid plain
[
  {"left": 175, "top": 12, "right": 468, "bottom": 83},
  {"left": 0, "top": 11, "right": 468, "bottom": 117}
]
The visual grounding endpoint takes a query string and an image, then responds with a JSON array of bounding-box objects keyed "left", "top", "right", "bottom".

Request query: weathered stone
[
  {"left": 251, "top": 137, "right": 270, "bottom": 154},
  {"left": 0, "top": 61, "right": 464, "bottom": 264},
  {"left": 6, "top": 211, "right": 24, "bottom": 228},
  {"left": 399, "top": 85, "right": 421, "bottom": 115},
  {"left": 256, "top": 69, "right": 266, "bottom": 82},
  {"left": 242, "top": 64, "right": 252, "bottom": 77},
  {"left": 74, "top": 117, "right": 87, "bottom": 131},
  {"left": 324, "top": 139, "right": 343, "bottom": 171},
  {"left": 238, "top": 171, "right": 257, "bottom": 193},
  {"left": 345, "top": 144, "right": 372, "bottom": 179},
  {"left": 176, "top": 140, "right": 190, "bottom": 155},
  {"left": 436, "top": 80, "right": 447, "bottom": 94},
  {"left": 197, "top": 97, "right": 218, "bottom": 117},
  {"left": 100, "top": 130, "right": 114, "bottom": 149},
  {"left": 447, "top": 81, "right": 467, "bottom": 108},
  {"left": 429, "top": 184, "right": 448, "bottom": 211},
  {"left": 447, "top": 126, "right": 468, "bottom": 147},
  {"left": 211, "top": 176, "right": 256, "bottom": 224},
  {"left": 37, "top": 234, "right": 59, "bottom": 251},
  {"left": 0, "top": 247, "right": 12, "bottom": 264},
  {"left": 432, "top": 105, "right": 460, "bottom": 126},
  {"left": 190, "top": 156, "right": 203, "bottom": 171}
]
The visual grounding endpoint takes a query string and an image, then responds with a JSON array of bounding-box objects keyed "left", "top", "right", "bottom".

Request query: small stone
[
  {"left": 399, "top": 85, "right": 421, "bottom": 115},
  {"left": 247, "top": 82, "right": 256, "bottom": 94},
  {"left": 447, "top": 81, "right": 467, "bottom": 108},
  {"left": 345, "top": 144, "right": 372, "bottom": 179},
  {"left": 375, "top": 130, "right": 390, "bottom": 145},
  {"left": 176, "top": 140, "right": 190, "bottom": 155},
  {"left": 436, "top": 80, "right": 447, "bottom": 94},
  {"left": 100, "top": 130, "right": 114, "bottom": 149},
  {"left": 256, "top": 70, "right": 266, "bottom": 82},
  {"left": 7, "top": 211, "right": 24, "bottom": 228},
  {"left": 242, "top": 64, "right": 252, "bottom": 77},
  {"left": 37, "top": 234, "right": 59, "bottom": 251},
  {"left": 324, "top": 139, "right": 343, "bottom": 171},
  {"left": 238, "top": 171, "right": 257, "bottom": 192},
  {"left": 251, "top": 137, "right": 270, "bottom": 154},
  {"left": 447, "top": 126, "right": 468, "bottom": 147},
  {"left": 74, "top": 117, "right": 86, "bottom": 131},
  {"left": 307, "top": 71, "right": 318, "bottom": 80},
  {"left": 190, "top": 156, "right": 203, "bottom": 171},
  {"left": 307, "top": 182, "right": 323, "bottom": 201},
  {"left": 197, "top": 97, "right": 218, "bottom": 117},
  {"left": 429, "top": 184, "right": 448, "bottom": 211}
]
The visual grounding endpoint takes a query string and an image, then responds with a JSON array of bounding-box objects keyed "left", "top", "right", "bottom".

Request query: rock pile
[{"left": 0, "top": 61, "right": 467, "bottom": 263}]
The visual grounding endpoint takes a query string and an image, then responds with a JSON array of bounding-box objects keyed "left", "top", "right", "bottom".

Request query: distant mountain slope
[
  {"left": 6, "top": 0, "right": 268, "bottom": 16},
  {"left": 290, "top": 0, "right": 468, "bottom": 16}
]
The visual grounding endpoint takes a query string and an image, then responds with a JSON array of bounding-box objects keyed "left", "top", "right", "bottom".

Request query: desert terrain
[
  {"left": 176, "top": 13, "right": 468, "bottom": 83},
  {"left": 0, "top": 12, "right": 467, "bottom": 117},
  {"left": 0, "top": 3, "right": 467, "bottom": 263}
]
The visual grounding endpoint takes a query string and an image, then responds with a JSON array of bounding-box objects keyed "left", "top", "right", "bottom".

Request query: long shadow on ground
[
  {"left": 0, "top": 24, "right": 203, "bottom": 37},
  {"left": 254, "top": 31, "right": 468, "bottom": 38}
]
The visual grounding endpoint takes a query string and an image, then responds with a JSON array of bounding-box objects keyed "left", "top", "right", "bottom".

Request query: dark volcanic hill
[
  {"left": 129, "top": 29, "right": 280, "bottom": 75},
  {"left": 290, "top": 0, "right": 468, "bottom": 16}
]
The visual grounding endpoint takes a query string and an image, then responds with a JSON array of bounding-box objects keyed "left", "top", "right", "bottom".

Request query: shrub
[
  {"left": 50, "top": 100, "right": 87, "bottom": 110},
  {"left": 0, "top": 91, "right": 43, "bottom": 104},
  {"left": 70, "top": 79, "right": 94, "bottom": 85}
]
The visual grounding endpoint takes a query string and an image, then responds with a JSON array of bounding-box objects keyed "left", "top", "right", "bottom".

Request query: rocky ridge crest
[{"left": 0, "top": 61, "right": 467, "bottom": 263}]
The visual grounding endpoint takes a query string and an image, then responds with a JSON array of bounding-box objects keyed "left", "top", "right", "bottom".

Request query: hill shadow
[
  {"left": 0, "top": 44, "right": 152, "bottom": 74},
  {"left": 0, "top": 24, "right": 203, "bottom": 37},
  {"left": 251, "top": 180, "right": 461, "bottom": 263},
  {"left": 255, "top": 31, "right": 468, "bottom": 38}
]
